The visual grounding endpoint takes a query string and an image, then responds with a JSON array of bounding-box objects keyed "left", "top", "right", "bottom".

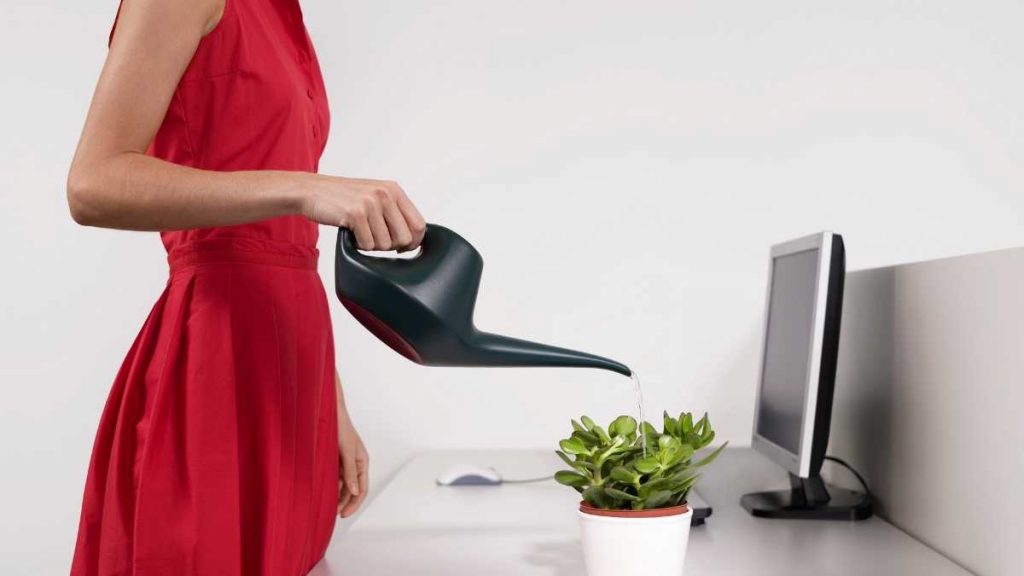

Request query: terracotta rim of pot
[{"left": 579, "top": 501, "right": 689, "bottom": 518}]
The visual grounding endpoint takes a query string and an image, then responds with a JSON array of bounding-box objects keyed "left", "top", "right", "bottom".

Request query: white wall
[{"left": 2, "top": 0, "right": 1023, "bottom": 573}]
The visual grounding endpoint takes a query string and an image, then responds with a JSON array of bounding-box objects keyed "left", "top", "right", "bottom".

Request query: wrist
[{"left": 277, "top": 171, "right": 318, "bottom": 217}]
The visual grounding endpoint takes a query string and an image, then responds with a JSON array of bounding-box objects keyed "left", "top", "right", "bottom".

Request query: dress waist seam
[{"left": 167, "top": 237, "right": 319, "bottom": 274}]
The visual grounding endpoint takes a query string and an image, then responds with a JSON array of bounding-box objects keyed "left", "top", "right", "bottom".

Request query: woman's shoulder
[{"left": 107, "top": 0, "right": 228, "bottom": 48}]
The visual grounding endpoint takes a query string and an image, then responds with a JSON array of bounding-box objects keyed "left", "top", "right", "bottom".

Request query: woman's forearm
[{"left": 67, "top": 151, "right": 310, "bottom": 231}]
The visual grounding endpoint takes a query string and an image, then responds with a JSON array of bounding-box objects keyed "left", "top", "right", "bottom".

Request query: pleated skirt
[{"left": 71, "top": 237, "right": 339, "bottom": 576}]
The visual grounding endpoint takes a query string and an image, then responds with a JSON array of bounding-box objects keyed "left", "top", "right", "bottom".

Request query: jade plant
[{"left": 555, "top": 412, "right": 727, "bottom": 510}]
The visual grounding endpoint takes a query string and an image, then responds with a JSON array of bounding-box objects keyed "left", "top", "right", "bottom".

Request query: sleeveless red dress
[{"left": 71, "top": 1, "right": 338, "bottom": 574}]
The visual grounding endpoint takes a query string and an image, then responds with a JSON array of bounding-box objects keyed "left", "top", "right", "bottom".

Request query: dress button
[{"left": 306, "top": 88, "right": 314, "bottom": 100}]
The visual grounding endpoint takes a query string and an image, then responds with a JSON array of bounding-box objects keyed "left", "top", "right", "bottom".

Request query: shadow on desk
[
  {"left": 309, "top": 527, "right": 585, "bottom": 576},
  {"left": 523, "top": 538, "right": 586, "bottom": 576}
]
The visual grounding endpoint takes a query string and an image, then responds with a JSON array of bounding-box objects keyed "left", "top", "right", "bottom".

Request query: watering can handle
[
  {"left": 337, "top": 223, "right": 458, "bottom": 266},
  {"left": 339, "top": 225, "right": 427, "bottom": 255}
]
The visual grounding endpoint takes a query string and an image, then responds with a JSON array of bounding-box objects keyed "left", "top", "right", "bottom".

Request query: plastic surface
[
  {"left": 740, "top": 472, "right": 873, "bottom": 520},
  {"left": 335, "top": 224, "right": 631, "bottom": 376},
  {"left": 808, "top": 235, "right": 846, "bottom": 476},
  {"left": 435, "top": 464, "right": 503, "bottom": 486},
  {"left": 578, "top": 505, "right": 693, "bottom": 576}
]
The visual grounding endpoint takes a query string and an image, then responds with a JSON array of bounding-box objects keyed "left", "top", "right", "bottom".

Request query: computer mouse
[{"left": 436, "top": 464, "right": 503, "bottom": 486}]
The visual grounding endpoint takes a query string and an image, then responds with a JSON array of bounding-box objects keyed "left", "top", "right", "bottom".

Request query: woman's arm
[{"left": 67, "top": 0, "right": 424, "bottom": 251}]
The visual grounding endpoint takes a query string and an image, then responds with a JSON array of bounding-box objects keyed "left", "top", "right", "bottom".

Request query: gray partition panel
[{"left": 829, "top": 247, "right": 1024, "bottom": 576}]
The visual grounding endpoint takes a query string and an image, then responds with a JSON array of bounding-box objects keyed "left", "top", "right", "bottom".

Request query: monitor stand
[{"left": 741, "top": 472, "right": 872, "bottom": 520}]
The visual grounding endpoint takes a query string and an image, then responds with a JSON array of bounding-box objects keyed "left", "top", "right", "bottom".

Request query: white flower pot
[{"left": 578, "top": 503, "right": 693, "bottom": 576}]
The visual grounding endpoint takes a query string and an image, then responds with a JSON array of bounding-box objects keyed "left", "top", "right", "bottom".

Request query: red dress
[{"left": 71, "top": 1, "right": 337, "bottom": 574}]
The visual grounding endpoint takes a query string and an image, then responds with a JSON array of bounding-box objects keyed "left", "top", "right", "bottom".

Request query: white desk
[{"left": 310, "top": 448, "right": 970, "bottom": 575}]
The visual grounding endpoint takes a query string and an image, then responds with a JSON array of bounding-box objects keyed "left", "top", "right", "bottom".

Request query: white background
[{"left": 2, "top": 0, "right": 1023, "bottom": 573}]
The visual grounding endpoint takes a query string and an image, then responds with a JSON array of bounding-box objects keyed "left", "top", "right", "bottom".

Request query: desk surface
[{"left": 310, "top": 448, "right": 969, "bottom": 576}]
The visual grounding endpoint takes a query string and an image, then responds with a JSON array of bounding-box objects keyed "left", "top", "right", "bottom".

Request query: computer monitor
[{"left": 741, "top": 232, "right": 871, "bottom": 520}]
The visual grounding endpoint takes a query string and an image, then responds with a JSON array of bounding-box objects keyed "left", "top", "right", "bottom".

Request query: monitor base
[{"left": 741, "top": 473, "right": 872, "bottom": 521}]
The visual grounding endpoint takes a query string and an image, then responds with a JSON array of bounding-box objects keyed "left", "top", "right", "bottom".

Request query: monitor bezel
[{"left": 750, "top": 232, "right": 836, "bottom": 478}]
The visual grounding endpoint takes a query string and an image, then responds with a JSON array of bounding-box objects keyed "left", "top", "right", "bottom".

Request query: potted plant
[{"left": 555, "top": 412, "right": 726, "bottom": 576}]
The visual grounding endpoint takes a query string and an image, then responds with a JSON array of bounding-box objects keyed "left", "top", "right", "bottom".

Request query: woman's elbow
[{"left": 66, "top": 165, "right": 103, "bottom": 226}]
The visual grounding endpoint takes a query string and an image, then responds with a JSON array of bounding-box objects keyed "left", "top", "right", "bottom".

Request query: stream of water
[{"left": 630, "top": 370, "right": 647, "bottom": 456}]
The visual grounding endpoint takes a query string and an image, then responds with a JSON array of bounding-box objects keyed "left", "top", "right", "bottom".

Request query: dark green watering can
[{"left": 334, "top": 224, "right": 631, "bottom": 376}]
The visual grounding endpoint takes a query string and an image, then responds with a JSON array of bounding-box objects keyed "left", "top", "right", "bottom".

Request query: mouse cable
[
  {"left": 824, "top": 455, "right": 873, "bottom": 500},
  {"left": 501, "top": 475, "right": 555, "bottom": 484}
]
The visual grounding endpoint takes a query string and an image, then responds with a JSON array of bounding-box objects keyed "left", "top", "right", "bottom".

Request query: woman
[{"left": 66, "top": 0, "right": 425, "bottom": 573}]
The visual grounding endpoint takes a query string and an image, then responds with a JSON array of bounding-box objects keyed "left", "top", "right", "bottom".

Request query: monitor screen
[{"left": 756, "top": 248, "right": 821, "bottom": 455}]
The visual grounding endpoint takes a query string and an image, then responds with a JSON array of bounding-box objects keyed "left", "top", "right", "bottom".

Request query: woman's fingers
[
  {"left": 342, "top": 454, "right": 359, "bottom": 499},
  {"left": 341, "top": 490, "right": 366, "bottom": 517},
  {"left": 338, "top": 481, "right": 352, "bottom": 515},
  {"left": 356, "top": 452, "right": 369, "bottom": 504},
  {"left": 350, "top": 212, "right": 374, "bottom": 252},
  {"left": 381, "top": 192, "right": 413, "bottom": 251},
  {"left": 359, "top": 448, "right": 369, "bottom": 496},
  {"left": 393, "top": 185, "right": 426, "bottom": 248},
  {"left": 361, "top": 188, "right": 391, "bottom": 250},
  {"left": 341, "top": 466, "right": 368, "bottom": 517},
  {"left": 338, "top": 449, "right": 353, "bottom": 516},
  {"left": 337, "top": 437, "right": 369, "bottom": 517}
]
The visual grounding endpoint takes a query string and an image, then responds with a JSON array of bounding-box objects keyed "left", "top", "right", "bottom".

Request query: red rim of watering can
[
  {"left": 339, "top": 296, "right": 423, "bottom": 364},
  {"left": 579, "top": 501, "right": 689, "bottom": 518}
]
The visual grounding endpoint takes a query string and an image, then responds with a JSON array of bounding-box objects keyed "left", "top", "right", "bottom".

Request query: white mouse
[{"left": 436, "top": 464, "right": 503, "bottom": 486}]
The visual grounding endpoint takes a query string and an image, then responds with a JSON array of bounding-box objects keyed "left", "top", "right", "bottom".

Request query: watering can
[{"left": 334, "top": 224, "right": 631, "bottom": 376}]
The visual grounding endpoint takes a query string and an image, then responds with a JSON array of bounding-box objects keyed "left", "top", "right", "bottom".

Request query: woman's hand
[
  {"left": 336, "top": 371, "right": 369, "bottom": 518},
  {"left": 301, "top": 176, "right": 426, "bottom": 252},
  {"left": 337, "top": 409, "right": 369, "bottom": 518}
]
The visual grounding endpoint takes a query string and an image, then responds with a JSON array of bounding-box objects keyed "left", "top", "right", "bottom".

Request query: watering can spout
[
  {"left": 335, "top": 225, "right": 631, "bottom": 377},
  {"left": 470, "top": 332, "right": 632, "bottom": 376}
]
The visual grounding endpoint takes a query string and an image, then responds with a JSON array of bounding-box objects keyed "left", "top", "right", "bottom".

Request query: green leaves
[
  {"left": 604, "top": 487, "right": 640, "bottom": 501},
  {"left": 663, "top": 411, "right": 680, "bottom": 437},
  {"left": 555, "top": 411, "right": 726, "bottom": 512},
  {"left": 681, "top": 412, "right": 694, "bottom": 434},
  {"left": 554, "top": 470, "right": 590, "bottom": 489},
  {"left": 609, "top": 466, "right": 639, "bottom": 484},
  {"left": 690, "top": 441, "right": 728, "bottom": 469},
  {"left": 582, "top": 485, "right": 612, "bottom": 509},
  {"left": 634, "top": 455, "right": 660, "bottom": 474},
  {"left": 645, "top": 490, "right": 674, "bottom": 508},
  {"left": 556, "top": 450, "right": 595, "bottom": 476},
  {"left": 559, "top": 437, "right": 589, "bottom": 456},
  {"left": 609, "top": 415, "right": 637, "bottom": 438}
]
